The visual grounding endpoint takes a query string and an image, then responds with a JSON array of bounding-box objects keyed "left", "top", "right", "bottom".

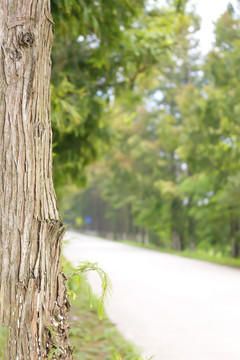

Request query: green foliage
[
  {"left": 46, "top": 326, "right": 62, "bottom": 360},
  {"left": 115, "top": 355, "right": 153, "bottom": 360},
  {"left": 63, "top": 5, "right": 240, "bottom": 259},
  {"left": 66, "top": 261, "right": 112, "bottom": 320},
  {"left": 51, "top": 0, "right": 186, "bottom": 193},
  {"left": 52, "top": 0, "right": 144, "bottom": 39},
  {"left": 62, "top": 259, "right": 148, "bottom": 359}
]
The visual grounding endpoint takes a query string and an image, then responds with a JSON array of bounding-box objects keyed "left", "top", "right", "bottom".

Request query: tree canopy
[
  {"left": 61, "top": 4, "right": 240, "bottom": 259},
  {"left": 51, "top": 0, "right": 186, "bottom": 192}
]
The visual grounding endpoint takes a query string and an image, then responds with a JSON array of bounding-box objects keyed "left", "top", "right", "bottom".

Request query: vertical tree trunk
[
  {"left": 188, "top": 217, "right": 195, "bottom": 251},
  {"left": 0, "top": 1, "right": 72, "bottom": 359},
  {"left": 230, "top": 218, "right": 239, "bottom": 259},
  {"left": 171, "top": 229, "right": 182, "bottom": 251}
]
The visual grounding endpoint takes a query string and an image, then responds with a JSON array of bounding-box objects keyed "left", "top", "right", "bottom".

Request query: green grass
[
  {"left": 62, "top": 259, "right": 145, "bottom": 360},
  {"left": 69, "top": 292, "right": 143, "bottom": 360},
  {"left": 0, "top": 327, "right": 8, "bottom": 359},
  {"left": 121, "top": 241, "right": 240, "bottom": 269}
]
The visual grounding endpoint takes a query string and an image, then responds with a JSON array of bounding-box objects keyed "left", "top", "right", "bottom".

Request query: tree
[
  {"left": 0, "top": 1, "right": 72, "bottom": 358},
  {"left": 68, "top": 5, "right": 240, "bottom": 259},
  {"left": 50, "top": 0, "right": 181, "bottom": 194},
  {"left": 70, "top": 6, "right": 200, "bottom": 249},
  {"left": 50, "top": 0, "right": 146, "bottom": 191}
]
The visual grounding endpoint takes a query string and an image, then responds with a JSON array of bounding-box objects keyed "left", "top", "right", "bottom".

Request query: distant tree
[
  {"left": 65, "top": 6, "right": 201, "bottom": 249},
  {"left": 69, "top": 6, "right": 240, "bottom": 259},
  {"left": 177, "top": 8, "right": 240, "bottom": 257}
]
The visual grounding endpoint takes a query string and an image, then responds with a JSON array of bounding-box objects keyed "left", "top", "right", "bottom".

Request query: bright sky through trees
[{"left": 194, "top": 0, "right": 240, "bottom": 53}]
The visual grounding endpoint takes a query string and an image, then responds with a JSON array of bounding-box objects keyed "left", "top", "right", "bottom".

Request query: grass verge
[
  {"left": 121, "top": 241, "right": 240, "bottom": 269},
  {"left": 62, "top": 258, "right": 144, "bottom": 360}
]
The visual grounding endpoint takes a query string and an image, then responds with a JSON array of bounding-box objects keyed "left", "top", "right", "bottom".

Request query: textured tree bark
[{"left": 0, "top": 1, "right": 72, "bottom": 359}]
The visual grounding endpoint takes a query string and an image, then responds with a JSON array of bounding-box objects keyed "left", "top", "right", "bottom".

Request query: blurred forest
[{"left": 52, "top": 1, "right": 240, "bottom": 259}]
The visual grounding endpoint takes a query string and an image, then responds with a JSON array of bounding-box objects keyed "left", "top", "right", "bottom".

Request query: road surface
[{"left": 63, "top": 231, "right": 240, "bottom": 360}]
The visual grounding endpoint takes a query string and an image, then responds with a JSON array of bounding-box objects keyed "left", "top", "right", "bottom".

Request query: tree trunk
[
  {"left": 188, "top": 217, "right": 195, "bottom": 251},
  {"left": 230, "top": 218, "right": 239, "bottom": 259},
  {"left": 171, "top": 229, "right": 182, "bottom": 251},
  {"left": 0, "top": 1, "right": 72, "bottom": 359}
]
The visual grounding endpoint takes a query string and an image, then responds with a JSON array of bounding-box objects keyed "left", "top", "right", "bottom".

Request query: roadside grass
[
  {"left": 62, "top": 258, "right": 145, "bottom": 360},
  {"left": 121, "top": 241, "right": 240, "bottom": 269},
  {"left": 69, "top": 293, "right": 143, "bottom": 360},
  {"left": 0, "top": 327, "right": 8, "bottom": 359}
]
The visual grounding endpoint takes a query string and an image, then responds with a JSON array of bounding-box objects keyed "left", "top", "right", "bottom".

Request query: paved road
[{"left": 64, "top": 231, "right": 240, "bottom": 360}]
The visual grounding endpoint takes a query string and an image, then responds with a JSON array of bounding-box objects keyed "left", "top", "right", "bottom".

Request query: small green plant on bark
[{"left": 46, "top": 325, "right": 62, "bottom": 359}]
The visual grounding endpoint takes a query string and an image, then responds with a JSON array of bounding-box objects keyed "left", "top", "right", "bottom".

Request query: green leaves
[
  {"left": 63, "top": 5, "right": 240, "bottom": 257},
  {"left": 52, "top": 0, "right": 144, "bottom": 39},
  {"left": 67, "top": 261, "right": 112, "bottom": 320},
  {"left": 51, "top": 0, "right": 184, "bottom": 194},
  {"left": 46, "top": 325, "right": 62, "bottom": 360}
]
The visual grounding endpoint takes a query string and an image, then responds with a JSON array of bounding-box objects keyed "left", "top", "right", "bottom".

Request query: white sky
[{"left": 193, "top": 0, "right": 240, "bottom": 53}]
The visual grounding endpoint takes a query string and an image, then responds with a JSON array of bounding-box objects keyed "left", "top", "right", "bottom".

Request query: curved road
[{"left": 64, "top": 231, "right": 240, "bottom": 360}]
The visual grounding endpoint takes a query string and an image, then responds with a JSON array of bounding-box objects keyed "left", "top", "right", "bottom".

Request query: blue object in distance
[{"left": 85, "top": 216, "right": 92, "bottom": 225}]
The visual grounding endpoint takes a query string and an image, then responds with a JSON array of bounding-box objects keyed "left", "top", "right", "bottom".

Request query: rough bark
[{"left": 0, "top": 1, "right": 72, "bottom": 359}]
